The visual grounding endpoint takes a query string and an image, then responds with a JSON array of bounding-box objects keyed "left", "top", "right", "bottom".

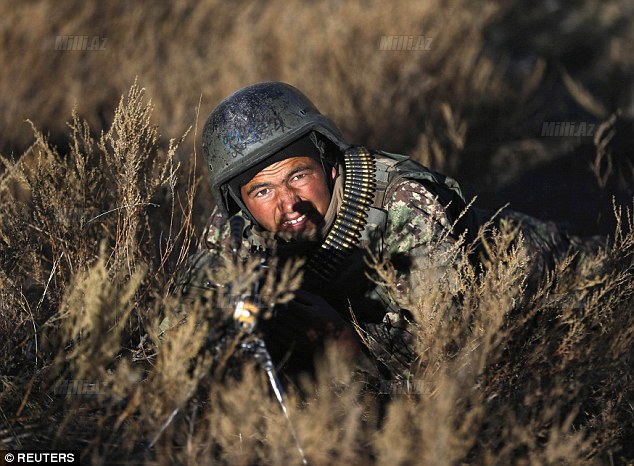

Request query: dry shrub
[
  {"left": 0, "top": 83, "right": 632, "bottom": 464},
  {"left": 0, "top": 81, "right": 195, "bottom": 450}
]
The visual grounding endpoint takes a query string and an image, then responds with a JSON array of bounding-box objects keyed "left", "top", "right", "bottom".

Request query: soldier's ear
[{"left": 331, "top": 166, "right": 337, "bottom": 180}]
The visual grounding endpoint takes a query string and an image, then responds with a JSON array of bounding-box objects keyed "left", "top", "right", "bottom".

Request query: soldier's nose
[{"left": 279, "top": 188, "right": 301, "bottom": 212}]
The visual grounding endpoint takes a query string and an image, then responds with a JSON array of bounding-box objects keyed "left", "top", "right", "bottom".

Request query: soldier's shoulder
[
  {"left": 386, "top": 178, "right": 440, "bottom": 208},
  {"left": 383, "top": 178, "right": 454, "bottom": 244},
  {"left": 385, "top": 179, "right": 451, "bottom": 230},
  {"left": 201, "top": 207, "right": 232, "bottom": 250}
]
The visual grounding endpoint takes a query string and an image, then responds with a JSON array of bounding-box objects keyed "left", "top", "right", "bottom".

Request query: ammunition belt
[{"left": 306, "top": 147, "right": 376, "bottom": 281}]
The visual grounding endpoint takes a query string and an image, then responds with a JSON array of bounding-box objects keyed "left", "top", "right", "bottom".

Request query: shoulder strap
[{"left": 360, "top": 150, "right": 473, "bottom": 246}]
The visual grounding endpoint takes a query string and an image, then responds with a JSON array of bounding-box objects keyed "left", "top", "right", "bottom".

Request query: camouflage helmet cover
[{"left": 202, "top": 82, "right": 348, "bottom": 216}]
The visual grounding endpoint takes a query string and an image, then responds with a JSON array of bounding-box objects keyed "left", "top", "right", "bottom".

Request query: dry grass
[{"left": 1, "top": 0, "right": 634, "bottom": 464}]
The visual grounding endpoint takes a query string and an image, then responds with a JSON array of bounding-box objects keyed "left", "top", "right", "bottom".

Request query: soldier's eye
[{"left": 255, "top": 188, "right": 270, "bottom": 198}]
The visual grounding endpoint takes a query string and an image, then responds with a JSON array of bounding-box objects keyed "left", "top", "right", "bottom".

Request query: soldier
[{"left": 184, "top": 81, "right": 598, "bottom": 380}]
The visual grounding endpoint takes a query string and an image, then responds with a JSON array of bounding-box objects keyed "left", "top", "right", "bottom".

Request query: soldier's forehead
[{"left": 248, "top": 156, "right": 321, "bottom": 182}]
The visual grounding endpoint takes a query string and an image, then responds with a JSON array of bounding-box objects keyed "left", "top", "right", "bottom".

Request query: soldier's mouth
[
  {"left": 278, "top": 211, "right": 325, "bottom": 240},
  {"left": 282, "top": 214, "right": 307, "bottom": 226}
]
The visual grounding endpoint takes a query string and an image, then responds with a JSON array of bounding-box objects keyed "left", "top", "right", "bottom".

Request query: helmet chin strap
[
  {"left": 309, "top": 131, "right": 336, "bottom": 194},
  {"left": 225, "top": 183, "right": 257, "bottom": 224}
]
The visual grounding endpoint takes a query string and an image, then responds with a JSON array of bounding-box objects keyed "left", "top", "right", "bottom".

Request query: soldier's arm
[
  {"left": 381, "top": 179, "right": 463, "bottom": 309},
  {"left": 168, "top": 207, "right": 236, "bottom": 310}
]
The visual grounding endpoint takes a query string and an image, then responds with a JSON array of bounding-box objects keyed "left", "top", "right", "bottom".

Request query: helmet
[{"left": 202, "top": 82, "right": 348, "bottom": 217}]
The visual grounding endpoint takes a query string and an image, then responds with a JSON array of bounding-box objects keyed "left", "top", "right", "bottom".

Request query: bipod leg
[
  {"left": 147, "top": 406, "right": 180, "bottom": 450},
  {"left": 246, "top": 338, "right": 309, "bottom": 466}
]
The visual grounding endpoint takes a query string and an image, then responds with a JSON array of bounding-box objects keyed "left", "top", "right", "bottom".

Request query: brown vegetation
[{"left": 1, "top": 0, "right": 633, "bottom": 464}]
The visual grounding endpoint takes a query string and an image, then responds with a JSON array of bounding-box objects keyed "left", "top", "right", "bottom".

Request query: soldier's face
[{"left": 240, "top": 156, "right": 335, "bottom": 238}]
